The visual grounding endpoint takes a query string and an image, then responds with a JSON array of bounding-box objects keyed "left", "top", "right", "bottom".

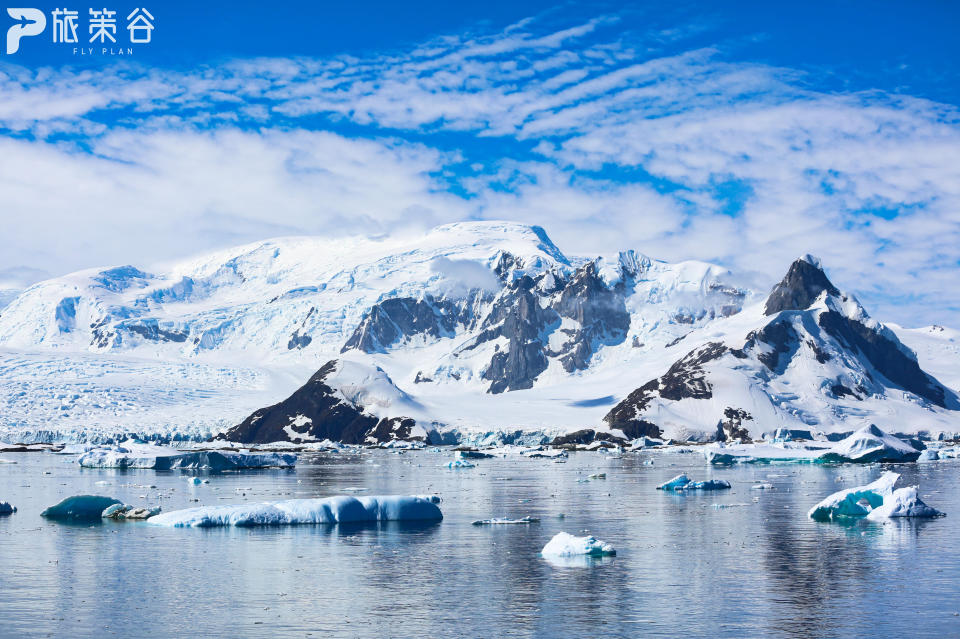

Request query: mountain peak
[{"left": 763, "top": 255, "right": 840, "bottom": 316}]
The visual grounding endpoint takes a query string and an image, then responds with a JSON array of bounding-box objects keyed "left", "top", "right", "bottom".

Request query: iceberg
[
  {"left": 0, "top": 501, "right": 15, "bottom": 514},
  {"left": 472, "top": 516, "right": 539, "bottom": 525},
  {"left": 149, "top": 495, "right": 443, "bottom": 527},
  {"left": 866, "top": 486, "right": 944, "bottom": 520},
  {"left": 808, "top": 472, "right": 944, "bottom": 522},
  {"left": 41, "top": 495, "right": 123, "bottom": 522},
  {"left": 102, "top": 504, "right": 162, "bottom": 520},
  {"left": 917, "top": 449, "right": 940, "bottom": 462},
  {"left": 818, "top": 425, "right": 921, "bottom": 463},
  {"left": 78, "top": 445, "right": 296, "bottom": 470},
  {"left": 657, "top": 474, "right": 731, "bottom": 491},
  {"left": 541, "top": 532, "right": 616, "bottom": 557}
]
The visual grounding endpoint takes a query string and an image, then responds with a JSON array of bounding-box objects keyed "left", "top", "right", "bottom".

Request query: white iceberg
[
  {"left": 808, "top": 471, "right": 944, "bottom": 522},
  {"left": 41, "top": 495, "right": 123, "bottom": 521},
  {"left": 0, "top": 501, "right": 15, "bottom": 514},
  {"left": 917, "top": 449, "right": 940, "bottom": 462},
  {"left": 865, "top": 486, "right": 944, "bottom": 520},
  {"left": 657, "top": 474, "right": 731, "bottom": 491},
  {"left": 148, "top": 495, "right": 443, "bottom": 527},
  {"left": 819, "top": 425, "right": 921, "bottom": 463},
  {"left": 78, "top": 445, "right": 296, "bottom": 470},
  {"left": 541, "top": 532, "right": 615, "bottom": 558}
]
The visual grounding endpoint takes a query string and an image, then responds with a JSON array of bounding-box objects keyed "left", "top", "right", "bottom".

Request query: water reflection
[{"left": 1, "top": 450, "right": 957, "bottom": 638}]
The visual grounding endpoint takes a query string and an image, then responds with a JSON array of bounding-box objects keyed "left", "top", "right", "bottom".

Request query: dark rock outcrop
[
  {"left": 221, "top": 360, "right": 419, "bottom": 445},
  {"left": 818, "top": 310, "right": 954, "bottom": 408},
  {"left": 717, "top": 408, "right": 752, "bottom": 442},
  {"left": 764, "top": 256, "right": 840, "bottom": 315}
]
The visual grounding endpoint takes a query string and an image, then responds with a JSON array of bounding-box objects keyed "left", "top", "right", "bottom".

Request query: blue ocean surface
[{"left": 1, "top": 449, "right": 959, "bottom": 638}]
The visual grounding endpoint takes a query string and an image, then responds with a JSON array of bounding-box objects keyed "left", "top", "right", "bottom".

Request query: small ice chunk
[
  {"left": 657, "top": 474, "right": 691, "bottom": 491},
  {"left": 0, "top": 501, "right": 16, "bottom": 514},
  {"left": 41, "top": 495, "right": 122, "bottom": 522},
  {"left": 588, "top": 473, "right": 606, "bottom": 480},
  {"left": 751, "top": 483, "right": 774, "bottom": 490},
  {"left": 472, "top": 516, "right": 539, "bottom": 525},
  {"left": 541, "top": 532, "right": 616, "bottom": 557},
  {"left": 186, "top": 477, "right": 204, "bottom": 486},
  {"left": 102, "top": 504, "right": 162, "bottom": 520},
  {"left": 149, "top": 495, "right": 442, "bottom": 527},
  {"left": 444, "top": 459, "right": 475, "bottom": 469},
  {"left": 657, "top": 474, "right": 730, "bottom": 491}
]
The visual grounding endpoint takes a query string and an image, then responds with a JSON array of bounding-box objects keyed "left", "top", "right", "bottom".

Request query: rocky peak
[{"left": 764, "top": 255, "right": 840, "bottom": 316}]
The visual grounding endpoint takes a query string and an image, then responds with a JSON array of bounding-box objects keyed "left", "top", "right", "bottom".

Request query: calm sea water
[{"left": 1, "top": 448, "right": 959, "bottom": 638}]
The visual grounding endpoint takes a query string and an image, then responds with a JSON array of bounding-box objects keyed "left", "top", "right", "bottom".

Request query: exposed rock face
[
  {"left": 341, "top": 296, "right": 469, "bottom": 353},
  {"left": 221, "top": 360, "right": 420, "bottom": 445},
  {"left": 764, "top": 256, "right": 840, "bottom": 315},
  {"left": 818, "top": 310, "right": 953, "bottom": 408},
  {"left": 477, "top": 276, "right": 557, "bottom": 393},
  {"left": 603, "top": 343, "right": 725, "bottom": 436},
  {"left": 717, "top": 408, "right": 753, "bottom": 442},
  {"left": 341, "top": 256, "right": 636, "bottom": 394}
]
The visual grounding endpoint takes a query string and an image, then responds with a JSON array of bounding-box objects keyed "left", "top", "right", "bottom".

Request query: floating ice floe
[
  {"left": 102, "top": 504, "right": 161, "bottom": 520},
  {"left": 0, "top": 501, "right": 15, "bottom": 514},
  {"left": 588, "top": 473, "right": 606, "bottom": 480},
  {"left": 455, "top": 450, "right": 495, "bottom": 460},
  {"left": 520, "top": 448, "right": 567, "bottom": 459},
  {"left": 0, "top": 458, "right": 15, "bottom": 464},
  {"left": 917, "top": 449, "right": 940, "bottom": 462},
  {"left": 444, "top": 459, "right": 475, "bottom": 469},
  {"left": 657, "top": 474, "right": 731, "bottom": 491},
  {"left": 706, "top": 425, "right": 921, "bottom": 465},
  {"left": 186, "top": 477, "right": 209, "bottom": 486},
  {"left": 541, "top": 532, "right": 616, "bottom": 558},
  {"left": 78, "top": 445, "right": 297, "bottom": 470},
  {"left": 41, "top": 495, "right": 122, "bottom": 521},
  {"left": 808, "top": 471, "right": 944, "bottom": 522},
  {"left": 472, "top": 516, "right": 539, "bottom": 525},
  {"left": 751, "top": 483, "right": 774, "bottom": 490},
  {"left": 148, "top": 495, "right": 443, "bottom": 527}
]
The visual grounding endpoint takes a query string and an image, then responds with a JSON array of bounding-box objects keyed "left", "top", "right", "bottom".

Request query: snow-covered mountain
[{"left": 0, "top": 222, "right": 957, "bottom": 444}]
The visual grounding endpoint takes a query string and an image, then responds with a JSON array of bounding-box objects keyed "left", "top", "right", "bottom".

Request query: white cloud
[{"left": 0, "top": 15, "right": 958, "bottom": 326}]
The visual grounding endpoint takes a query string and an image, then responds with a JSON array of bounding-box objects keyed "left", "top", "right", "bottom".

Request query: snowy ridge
[{"left": 0, "top": 223, "right": 957, "bottom": 443}]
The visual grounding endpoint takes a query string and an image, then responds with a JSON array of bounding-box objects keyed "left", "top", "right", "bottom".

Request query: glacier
[{"left": 148, "top": 494, "right": 443, "bottom": 527}]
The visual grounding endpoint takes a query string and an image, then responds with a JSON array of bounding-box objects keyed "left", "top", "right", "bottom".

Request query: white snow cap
[{"left": 798, "top": 254, "right": 823, "bottom": 268}]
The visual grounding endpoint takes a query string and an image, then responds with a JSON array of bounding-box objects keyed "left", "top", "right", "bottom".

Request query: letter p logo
[{"left": 6, "top": 8, "right": 46, "bottom": 54}]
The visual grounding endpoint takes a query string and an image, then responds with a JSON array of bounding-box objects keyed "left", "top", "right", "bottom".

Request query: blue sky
[{"left": 1, "top": 1, "right": 959, "bottom": 326}]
